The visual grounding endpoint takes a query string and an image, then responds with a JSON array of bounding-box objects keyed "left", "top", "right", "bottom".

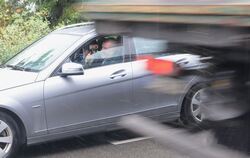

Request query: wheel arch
[
  {"left": 178, "top": 79, "right": 210, "bottom": 126},
  {"left": 178, "top": 77, "right": 210, "bottom": 113},
  {"left": 0, "top": 107, "right": 27, "bottom": 145}
]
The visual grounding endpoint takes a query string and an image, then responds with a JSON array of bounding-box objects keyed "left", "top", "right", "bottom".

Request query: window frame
[{"left": 51, "top": 34, "right": 130, "bottom": 77}]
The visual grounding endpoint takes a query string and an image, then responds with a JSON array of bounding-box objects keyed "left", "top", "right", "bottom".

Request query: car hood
[{"left": 0, "top": 68, "right": 38, "bottom": 91}]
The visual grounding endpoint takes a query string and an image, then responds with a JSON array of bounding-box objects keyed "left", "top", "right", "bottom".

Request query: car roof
[{"left": 53, "top": 22, "right": 95, "bottom": 36}]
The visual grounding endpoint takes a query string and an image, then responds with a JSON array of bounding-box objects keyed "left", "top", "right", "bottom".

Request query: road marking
[{"left": 110, "top": 137, "right": 151, "bottom": 145}]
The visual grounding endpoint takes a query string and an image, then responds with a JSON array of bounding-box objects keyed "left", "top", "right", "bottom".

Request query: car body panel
[
  {"left": 0, "top": 24, "right": 209, "bottom": 146},
  {"left": 44, "top": 62, "right": 133, "bottom": 134},
  {"left": 0, "top": 81, "right": 46, "bottom": 137},
  {"left": 27, "top": 109, "right": 179, "bottom": 145},
  {"left": 0, "top": 69, "right": 37, "bottom": 91},
  {"left": 131, "top": 59, "right": 178, "bottom": 113}
]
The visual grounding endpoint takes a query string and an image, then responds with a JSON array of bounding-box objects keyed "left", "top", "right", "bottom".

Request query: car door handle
[{"left": 110, "top": 70, "right": 127, "bottom": 79}]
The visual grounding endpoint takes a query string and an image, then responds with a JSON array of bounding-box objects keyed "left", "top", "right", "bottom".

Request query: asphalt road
[
  {"left": 18, "top": 130, "right": 186, "bottom": 158},
  {"left": 17, "top": 121, "right": 250, "bottom": 158}
]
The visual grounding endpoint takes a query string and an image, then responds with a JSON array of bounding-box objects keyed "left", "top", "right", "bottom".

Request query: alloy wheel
[
  {"left": 0, "top": 120, "right": 13, "bottom": 157},
  {"left": 191, "top": 89, "right": 205, "bottom": 122}
]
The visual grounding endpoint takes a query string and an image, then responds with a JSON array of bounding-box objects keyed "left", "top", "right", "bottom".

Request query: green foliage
[
  {"left": 0, "top": 0, "right": 84, "bottom": 64},
  {"left": 58, "top": 5, "right": 81, "bottom": 25},
  {"left": 36, "top": 0, "right": 82, "bottom": 26},
  {"left": 0, "top": 11, "right": 50, "bottom": 64}
]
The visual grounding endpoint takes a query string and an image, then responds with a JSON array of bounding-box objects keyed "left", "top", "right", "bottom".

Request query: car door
[
  {"left": 43, "top": 35, "right": 133, "bottom": 134},
  {"left": 130, "top": 37, "right": 180, "bottom": 116}
]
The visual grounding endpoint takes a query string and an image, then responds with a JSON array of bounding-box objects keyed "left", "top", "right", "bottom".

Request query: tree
[
  {"left": 37, "top": 0, "right": 68, "bottom": 24},
  {"left": 0, "top": 0, "right": 83, "bottom": 64},
  {"left": 32, "top": 0, "right": 82, "bottom": 26},
  {"left": 1, "top": 0, "right": 82, "bottom": 27}
]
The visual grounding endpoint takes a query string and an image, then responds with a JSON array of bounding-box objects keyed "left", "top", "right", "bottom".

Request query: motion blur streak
[{"left": 120, "top": 115, "right": 248, "bottom": 158}]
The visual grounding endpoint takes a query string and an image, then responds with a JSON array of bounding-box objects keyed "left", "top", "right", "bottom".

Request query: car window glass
[
  {"left": 132, "top": 37, "right": 169, "bottom": 58},
  {"left": 6, "top": 34, "right": 81, "bottom": 72},
  {"left": 69, "top": 35, "right": 124, "bottom": 69}
]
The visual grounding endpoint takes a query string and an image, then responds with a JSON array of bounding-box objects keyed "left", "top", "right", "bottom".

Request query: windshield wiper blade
[
  {"left": 6, "top": 65, "right": 25, "bottom": 71},
  {"left": 6, "top": 65, "right": 35, "bottom": 72}
]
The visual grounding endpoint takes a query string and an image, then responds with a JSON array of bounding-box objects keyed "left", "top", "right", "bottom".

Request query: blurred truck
[{"left": 73, "top": 0, "right": 250, "bottom": 154}]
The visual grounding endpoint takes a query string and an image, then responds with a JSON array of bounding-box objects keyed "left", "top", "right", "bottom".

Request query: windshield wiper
[
  {"left": 5, "top": 65, "right": 33, "bottom": 72},
  {"left": 6, "top": 65, "right": 24, "bottom": 71}
]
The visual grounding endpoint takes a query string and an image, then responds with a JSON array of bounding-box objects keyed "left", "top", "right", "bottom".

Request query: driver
[{"left": 85, "top": 39, "right": 123, "bottom": 67}]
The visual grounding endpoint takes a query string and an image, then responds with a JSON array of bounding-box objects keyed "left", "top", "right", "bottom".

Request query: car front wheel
[{"left": 0, "top": 112, "right": 22, "bottom": 158}]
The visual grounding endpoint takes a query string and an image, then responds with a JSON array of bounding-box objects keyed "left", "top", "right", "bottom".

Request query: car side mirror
[{"left": 59, "top": 62, "right": 84, "bottom": 77}]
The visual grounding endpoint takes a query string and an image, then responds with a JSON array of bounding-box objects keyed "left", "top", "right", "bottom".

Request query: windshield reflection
[{"left": 5, "top": 34, "right": 80, "bottom": 72}]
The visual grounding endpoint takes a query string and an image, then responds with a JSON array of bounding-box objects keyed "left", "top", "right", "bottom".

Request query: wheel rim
[
  {"left": 0, "top": 120, "right": 13, "bottom": 157},
  {"left": 191, "top": 89, "right": 205, "bottom": 122}
]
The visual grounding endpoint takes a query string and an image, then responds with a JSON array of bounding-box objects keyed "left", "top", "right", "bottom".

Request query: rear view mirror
[{"left": 60, "top": 62, "right": 84, "bottom": 77}]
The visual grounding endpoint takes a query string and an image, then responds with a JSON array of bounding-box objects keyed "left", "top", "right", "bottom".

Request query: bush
[
  {"left": 0, "top": 12, "right": 51, "bottom": 64},
  {"left": 0, "top": 1, "right": 84, "bottom": 65}
]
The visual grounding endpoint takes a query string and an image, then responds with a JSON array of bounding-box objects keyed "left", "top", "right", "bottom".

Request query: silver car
[{"left": 0, "top": 23, "right": 208, "bottom": 157}]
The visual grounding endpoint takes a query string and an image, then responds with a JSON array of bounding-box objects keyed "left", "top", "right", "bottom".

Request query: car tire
[
  {"left": 181, "top": 83, "right": 207, "bottom": 128},
  {"left": 0, "top": 111, "right": 22, "bottom": 158}
]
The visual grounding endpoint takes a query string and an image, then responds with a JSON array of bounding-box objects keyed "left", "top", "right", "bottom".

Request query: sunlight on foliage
[
  {"left": 0, "top": 0, "right": 84, "bottom": 64},
  {"left": 0, "top": 11, "right": 50, "bottom": 64}
]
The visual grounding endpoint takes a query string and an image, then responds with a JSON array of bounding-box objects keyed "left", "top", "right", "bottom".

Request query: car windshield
[{"left": 5, "top": 33, "right": 81, "bottom": 72}]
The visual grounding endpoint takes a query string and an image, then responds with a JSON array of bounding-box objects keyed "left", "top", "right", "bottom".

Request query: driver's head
[{"left": 102, "top": 39, "right": 117, "bottom": 49}]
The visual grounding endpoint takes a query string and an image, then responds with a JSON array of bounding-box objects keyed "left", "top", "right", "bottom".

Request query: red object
[
  {"left": 147, "top": 58, "right": 175, "bottom": 75},
  {"left": 136, "top": 55, "right": 176, "bottom": 75}
]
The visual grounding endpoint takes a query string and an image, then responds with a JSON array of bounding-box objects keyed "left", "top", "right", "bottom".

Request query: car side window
[
  {"left": 132, "top": 37, "right": 169, "bottom": 58},
  {"left": 69, "top": 35, "right": 125, "bottom": 69}
]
